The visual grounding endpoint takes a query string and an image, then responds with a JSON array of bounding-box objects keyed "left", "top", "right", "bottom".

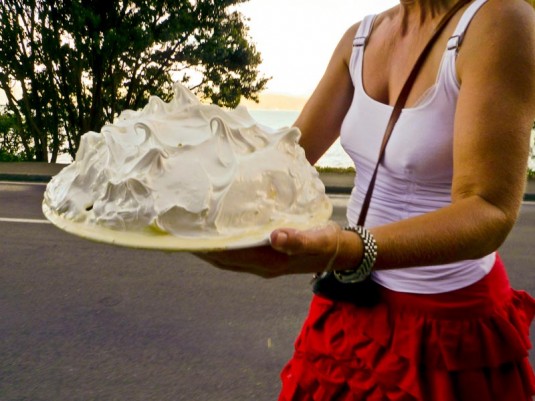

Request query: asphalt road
[{"left": 1, "top": 181, "right": 534, "bottom": 401}]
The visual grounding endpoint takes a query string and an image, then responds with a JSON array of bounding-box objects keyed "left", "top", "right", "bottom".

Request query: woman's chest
[
  {"left": 340, "top": 93, "right": 457, "bottom": 183},
  {"left": 362, "top": 26, "right": 455, "bottom": 108}
]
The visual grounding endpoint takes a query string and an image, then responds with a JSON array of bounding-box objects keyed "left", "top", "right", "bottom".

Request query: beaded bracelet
[{"left": 333, "top": 226, "right": 378, "bottom": 283}]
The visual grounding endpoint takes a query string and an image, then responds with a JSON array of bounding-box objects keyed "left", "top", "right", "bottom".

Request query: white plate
[{"left": 42, "top": 202, "right": 331, "bottom": 252}]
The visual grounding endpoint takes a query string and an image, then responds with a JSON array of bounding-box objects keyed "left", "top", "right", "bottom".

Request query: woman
[{"left": 199, "top": 0, "right": 535, "bottom": 399}]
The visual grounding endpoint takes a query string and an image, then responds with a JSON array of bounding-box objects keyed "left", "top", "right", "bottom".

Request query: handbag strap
[{"left": 357, "top": 0, "right": 471, "bottom": 227}]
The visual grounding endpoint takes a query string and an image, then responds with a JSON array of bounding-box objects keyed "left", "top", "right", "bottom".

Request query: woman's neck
[{"left": 398, "top": 0, "right": 458, "bottom": 31}]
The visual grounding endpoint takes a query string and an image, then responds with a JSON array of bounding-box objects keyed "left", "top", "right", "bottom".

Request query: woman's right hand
[{"left": 193, "top": 222, "right": 363, "bottom": 279}]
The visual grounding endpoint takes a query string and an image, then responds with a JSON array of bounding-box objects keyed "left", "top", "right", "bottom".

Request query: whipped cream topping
[{"left": 43, "top": 83, "right": 332, "bottom": 242}]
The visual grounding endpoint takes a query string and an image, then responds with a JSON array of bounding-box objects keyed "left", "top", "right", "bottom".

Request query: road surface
[{"left": 1, "top": 181, "right": 533, "bottom": 401}]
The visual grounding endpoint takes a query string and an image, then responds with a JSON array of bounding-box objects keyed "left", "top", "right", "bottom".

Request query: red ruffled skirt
[{"left": 279, "top": 254, "right": 535, "bottom": 401}]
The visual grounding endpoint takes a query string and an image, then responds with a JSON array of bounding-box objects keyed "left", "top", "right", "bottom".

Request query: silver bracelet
[{"left": 333, "top": 226, "right": 377, "bottom": 283}]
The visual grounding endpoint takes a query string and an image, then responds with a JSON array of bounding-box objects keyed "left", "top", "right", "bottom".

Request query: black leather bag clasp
[{"left": 312, "top": 272, "right": 380, "bottom": 307}]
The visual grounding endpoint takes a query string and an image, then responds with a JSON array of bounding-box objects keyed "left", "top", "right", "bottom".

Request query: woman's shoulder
[
  {"left": 336, "top": 23, "right": 360, "bottom": 66},
  {"left": 458, "top": 0, "right": 535, "bottom": 77},
  {"left": 340, "top": 4, "right": 399, "bottom": 44},
  {"left": 338, "top": 6, "right": 398, "bottom": 64},
  {"left": 481, "top": 0, "right": 534, "bottom": 17},
  {"left": 464, "top": 0, "right": 534, "bottom": 38}
]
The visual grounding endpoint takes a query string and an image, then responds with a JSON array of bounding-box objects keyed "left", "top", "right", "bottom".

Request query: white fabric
[{"left": 340, "top": 0, "right": 495, "bottom": 294}]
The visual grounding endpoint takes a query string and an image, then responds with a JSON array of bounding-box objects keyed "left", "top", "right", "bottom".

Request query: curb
[
  {"left": 0, "top": 171, "right": 356, "bottom": 194},
  {"left": 324, "top": 186, "right": 352, "bottom": 195},
  {"left": 1, "top": 163, "right": 534, "bottom": 200},
  {"left": 0, "top": 173, "right": 360, "bottom": 192},
  {"left": 0, "top": 174, "right": 53, "bottom": 183},
  {"left": 3, "top": 174, "right": 533, "bottom": 201}
]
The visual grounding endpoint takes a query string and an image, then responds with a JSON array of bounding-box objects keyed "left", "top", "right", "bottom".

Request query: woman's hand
[{"left": 194, "top": 222, "right": 358, "bottom": 278}]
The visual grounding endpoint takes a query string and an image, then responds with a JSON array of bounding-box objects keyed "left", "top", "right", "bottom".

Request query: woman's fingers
[
  {"left": 194, "top": 246, "right": 291, "bottom": 277},
  {"left": 270, "top": 222, "right": 341, "bottom": 257},
  {"left": 270, "top": 228, "right": 302, "bottom": 254},
  {"left": 193, "top": 222, "right": 343, "bottom": 277}
]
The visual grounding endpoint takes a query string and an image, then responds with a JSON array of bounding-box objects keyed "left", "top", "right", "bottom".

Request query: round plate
[{"left": 42, "top": 202, "right": 332, "bottom": 252}]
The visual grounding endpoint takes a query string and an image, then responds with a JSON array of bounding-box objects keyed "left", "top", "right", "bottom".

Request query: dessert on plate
[{"left": 42, "top": 83, "right": 332, "bottom": 250}]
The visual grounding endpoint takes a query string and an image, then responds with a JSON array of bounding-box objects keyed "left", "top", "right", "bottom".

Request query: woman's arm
[
  {"left": 293, "top": 24, "right": 357, "bottom": 164},
  {"left": 200, "top": 0, "right": 535, "bottom": 277},
  {"left": 272, "top": 0, "right": 535, "bottom": 272}
]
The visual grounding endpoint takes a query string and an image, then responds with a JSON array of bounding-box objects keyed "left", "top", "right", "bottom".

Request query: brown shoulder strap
[{"left": 357, "top": 0, "right": 471, "bottom": 227}]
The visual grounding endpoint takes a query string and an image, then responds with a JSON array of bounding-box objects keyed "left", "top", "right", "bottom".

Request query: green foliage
[
  {"left": 315, "top": 166, "right": 356, "bottom": 174},
  {"left": 0, "top": 110, "right": 31, "bottom": 161},
  {"left": 0, "top": 148, "right": 24, "bottom": 162},
  {"left": 0, "top": 0, "right": 268, "bottom": 161}
]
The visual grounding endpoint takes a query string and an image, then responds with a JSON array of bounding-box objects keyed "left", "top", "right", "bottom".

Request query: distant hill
[{"left": 240, "top": 93, "right": 308, "bottom": 111}]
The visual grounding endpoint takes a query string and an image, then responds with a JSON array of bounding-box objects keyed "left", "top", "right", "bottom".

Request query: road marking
[
  {"left": 0, "top": 181, "right": 47, "bottom": 186},
  {"left": 0, "top": 217, "right": 51, "bottom": 224}
]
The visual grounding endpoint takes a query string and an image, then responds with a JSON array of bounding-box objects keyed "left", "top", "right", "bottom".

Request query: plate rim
[{"left": 42, "top": 202, "right": 331, "bottom": 252}]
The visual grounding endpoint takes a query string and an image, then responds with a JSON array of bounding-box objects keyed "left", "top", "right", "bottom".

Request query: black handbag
[{"left": 313, "top": 0, "right": 471, "bottom": 306}]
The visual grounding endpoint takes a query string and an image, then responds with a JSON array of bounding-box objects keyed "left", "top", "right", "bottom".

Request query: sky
[
  {"left": 236, "top": 0, "right": 398, "bottom": 97},
  {"left": 0, "top": 1, "right": 398, "bottom": 105}
]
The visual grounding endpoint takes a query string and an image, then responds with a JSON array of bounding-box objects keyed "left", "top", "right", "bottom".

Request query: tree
[
  {"left": 0, "top": 0, "right": 269, "bottom": 162},
  {"left": 0, "top": 108, "right": 27, "bottom": 161}
]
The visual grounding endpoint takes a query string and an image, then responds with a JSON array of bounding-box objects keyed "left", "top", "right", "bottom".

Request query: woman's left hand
[{"left": 194, "top": 222, "right": 348, "bottom": 278}]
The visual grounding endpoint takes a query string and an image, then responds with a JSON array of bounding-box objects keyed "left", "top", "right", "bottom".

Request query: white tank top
[{"left": 340, "top": 0, "right": 496, "bottom": 294}]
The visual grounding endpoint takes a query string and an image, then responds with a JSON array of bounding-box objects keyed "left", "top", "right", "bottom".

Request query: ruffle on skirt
[{"left": 279, "top": 255, "right": 535, "bottom": 401}]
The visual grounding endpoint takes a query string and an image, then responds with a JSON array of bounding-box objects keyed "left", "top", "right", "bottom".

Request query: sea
[
  {"left": 249, "top": 110, "right": 353, "bottom": 168},
  {"left": 55, "top": 109, "right": 535, "bottom": 171},
  {"left": 56, "top": 109, "right": 355, "bottom": 168}
]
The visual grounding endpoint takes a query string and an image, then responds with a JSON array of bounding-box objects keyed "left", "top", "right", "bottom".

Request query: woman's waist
[
  {"left": 345, "top": 177, "right": 500, "bottom": 300},
  {"left": 377, "top": 254, "right": 513, "bottom": 318},
  {"left": 313, "top": 255, "right": 511, "bottom": 319},
  {"left": 371, "top": 252, "right": 497, "bottom": 306}
]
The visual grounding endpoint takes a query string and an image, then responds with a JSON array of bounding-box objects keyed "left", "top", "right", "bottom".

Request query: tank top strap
[
  {"left": 348, "top": 15, "right": 378, "bottom": 84},
  {"left": 353, "top": 14, "right": 377, "bottom": 48},
  {"left": 446, "top": 0, "right": 488, "bottom": 52}
]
